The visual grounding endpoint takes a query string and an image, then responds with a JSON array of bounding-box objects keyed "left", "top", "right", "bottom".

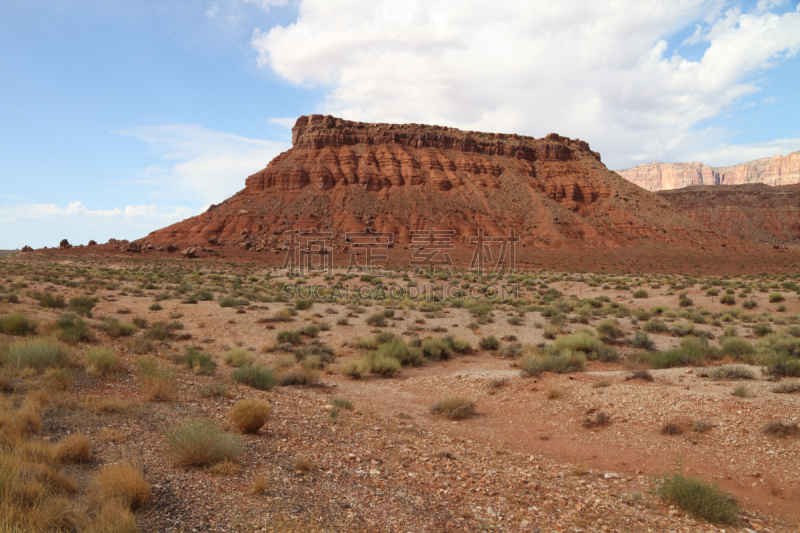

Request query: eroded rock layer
[
  {"left": 143, "top": 115, "right": 725, "bottom": 251},
  {"left": 617, "top": 152, "right": 800, "bottom": 192},
  {"left": 658, "top": 184, "right": 800, "bottom": 245}
]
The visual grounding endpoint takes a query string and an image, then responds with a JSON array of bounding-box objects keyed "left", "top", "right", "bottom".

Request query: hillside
[
  {"left": 617, "top": 151, "right": 800, "bottom": 192},
  {"left": 142, "top": 115, "right": 723, "bottom": 252}
]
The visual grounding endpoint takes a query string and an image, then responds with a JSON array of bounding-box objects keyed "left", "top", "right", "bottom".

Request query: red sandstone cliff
[
  {"left": 142, "top": 115, "right": 727, "bottom": 251},
  {"left": 617, "top": 152, "right": 800, "bottom": 192}
]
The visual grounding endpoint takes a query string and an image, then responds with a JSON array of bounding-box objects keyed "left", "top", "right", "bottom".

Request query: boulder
[
  {"left": 59, "top": 239, "right": 70, "bottom": 249},
  {"left": 239, "top": 241, "right": 252, "bottom": 250},
  {"left": 87, "top": 240, "right": 97, "bottom": 246},
  {"left": 166, "top": 244, "right": 179, "bottom": 253},
  {"left": 181, "top": 247, "right": 197, "bottom": 258},
  {"left": 207, "top": 235, "right": 219, "bottom": 245},
  {"left": 125, "top": 242, "right": 142, "bottom": 253}
]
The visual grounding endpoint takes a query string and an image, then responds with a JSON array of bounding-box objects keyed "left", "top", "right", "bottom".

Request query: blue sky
[{"left": 2, "top": 0, "right": 799, "bottom": 248}]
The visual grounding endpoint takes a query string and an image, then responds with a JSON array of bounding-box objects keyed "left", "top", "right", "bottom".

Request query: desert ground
[{"left": 1, "top": 250, "right": 799, "bottom": 532}]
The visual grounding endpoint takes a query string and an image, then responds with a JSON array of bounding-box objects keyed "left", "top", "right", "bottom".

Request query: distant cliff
[{"left": 616, "top": 151, "right": 800, "bottom": 192}]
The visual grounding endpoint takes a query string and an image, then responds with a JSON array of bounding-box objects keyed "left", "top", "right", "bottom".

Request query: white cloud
[
  {"left": 680, "top": 136, "right": 800, "bottom": 167},
  {"left": 0, "top": 201, "right": 195, "bottom": 226},
  {"left": 251, "top": 0, "right": 800, "bottom": 169},
  {"left": 115, "top": 124, "right": 287, "bottom": 204}
]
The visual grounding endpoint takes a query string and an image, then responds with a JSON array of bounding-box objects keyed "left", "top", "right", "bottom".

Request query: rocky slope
[
  {"left": 658, "top": 184, "right": 800, "bottom": 244},
  {"left": 143, "top": 115, "right": 725, "bottom": 251},
  {"left": 617, "top": 151, "right": 800, "bottom": 191}
]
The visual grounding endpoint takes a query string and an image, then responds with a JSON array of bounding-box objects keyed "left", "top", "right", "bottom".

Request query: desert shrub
[
  {"left": 223, "top": 347, "right": 254, "bottom": 367},
  {"left": 692, "top": 420, "right": 714, "bottom": 433},
  {"left": 625, "top": 369, "right": 654, "bottom": 382},
  {"left": 365, "top": 313, "right": 388, "bottom": 327},
  {"left": 294, "top": 344, "right": 335, "bottom": 364},
  {"left": 633, "top": 289, "right": 648, "bottom": 298},
  {"left": 276, "top": 330, "right": 301, "bottom": 345},
  {"left": 772, "top": 381, "right": 800, "bottom": 394},
  {"left": 543, "top": 324, "right": 560, "bottom": 339},
  {"left": 33, "top": 292, "right": 66, "bottom": 309},
  {"left": 642, "top": 319, "right": 668, "bottom": 333},
  {"left": 149, "top": 303, "right": 163, "bottom": 311},
  {"left": 367, "top": 352, "right": 401, "bottom": 376},
  {"left": 91, "top": 461, "right": 150, "bottom": 510},
  {"left": 54, "top": 313, "right": 95, "bottom": 344},
  {"left": 596, "top": 319, "right": 623, "bottom": 340},
  {"left": 132, "top": 317, "right": 148, "bottom": 328},
  {"left": 550, "top": 332, "right": 618, "bottom": 362},
  {"left": 762, "top": 421, "right": 800, "bottom": 437},
  {"left": 479, "top": 335, "right": 500, "bottom": 351},
  {"left": 230, "top": 399, "right": 272, "bottom": 433},
  {"left": 444, "top": 336, "right": 472, "bottom": 354},
  {"left": 507, "top": 316, "right": 522, "bottom": 326},
  {"left": 763, "top": 357, "right": 800, "bottom": 378},
  {"left": 5, "top": 337, "right": 68, "bottom": 369},
  {"left": 769, "top": 292, "right": 784, "bottom": 303},
  {"left": 430, "top": 396, "right": 476, "bottom": 419},
  {"left": 343, "top": 357, "right": 370, "bottom": 379},
  {"left": 520, "top": 351, "right": 586, "bottom": 377},
  {"left": 83, "top": 347, "right": 120, "bottom": 374},
  {"left": 661, "top": 422, "right": 684, "bottom": 435},
  {"left": 0, "top": 311, "right": 36, "bottom": 336},
  {"left": 199, "top": 383, "right": 230, "bottom": 398},
  {"left": 709, "top": 365, "right": 754, "bottom": 381},
  {"left": 300, "top": 324, "right": 320, "bottom": 338},
  {"left": 753, "top": 324, "right": 773, "bottom": 337},
  {"left": 278, "top": 367, "right": 320, "bottom": 386},
  {"left": 177, "top": 347, "right": 217, "bottom": 375},
  {"left": 129, "top": 337, "right": 155, "bottom": 354},
  {"left": 582, "top": 411, "right": 611, "bottom": 428},
  {"left": 219, "top": 297, "right": 248, "bottom": 307},
  {"left": 719, "top": 337, "right": 754, "bottom": 360},
  {"left": 100, "top": 318, "right": 138, "bottom": 338},
  {"left": 732, "top": 384, "right": 750, "bottom": 397},
  {"left": 377, "top": 338, "right": 423, "bottom": 366},
  {"left": 658, "top": 473, "right": 738, "bottom": 524},
  {"left": 645, "top": 345, "right": 706, "bottom": 369},
  {"left": 332, "top": 397, "right": 353, "bottom": 410},
  {"left": 232, "top": 363, "right": 276, "bottom": 390},
  {"left": 720, "top": 294, "right": 735, "bottom": 305},
  {"left": 294, "top": 298, "right": 313, "bottom": 310},
  {"left": 670, "top": 321, "right": 695, "bottom": 337},
  {"left": 420, "top": 338, "right": 451, "bottom": 361},
  {"left": 67, "top": 296, "right": 97, "bottom": 316},
  {"left": 632, "top": 331, "right": 655, "bottom": 350},
  {"left": 56, "top": 434, "right": 92, "bottom": 464},
  {"left": 165, "top": 418, "right": 244, "bottom": 466}
]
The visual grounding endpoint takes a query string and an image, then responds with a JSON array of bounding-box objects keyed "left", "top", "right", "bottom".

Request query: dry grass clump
[
  {"left": 624, "top": 369, "right": 654, "bottom": 382},
  {"left": 89, "top": 461, "right": 150, "bottom": 510},
  {"left": 709, "top": 365, "right": 755, "bottom": 381},
  {"left": 230, "top": 399, "right": 272, "bottom": 434},
  {"left": 519, "top": 351, "right": 586, "bottom": 377},
  {"left": 55, "top": 434, "right": 92, "bottom": 464},
  {"left": 278, "top": 367, "right": 320, "bottom": 387},
  {"left": 231, "top": 363, "right": 277, "bottom": 391},
  {"left": 582, "top": 411, "right": 611, "bottom": 429},
  {"left": 430, "top": 396, "right": 476, "bottom": 420},
  {"left": 762, "top": 421, "right": 799, "bottom": 438},
  {"left": 136, "top": 358, "right": 177, "bottom": 402},
  {"left": 292, "top": 456, "right": 315, "bottom": 474},
  {"left": 661, "top": 422, "right": 684, "bottom": 435},
  {"left": 223, "top": 347, "right": 255, "bottom": 367},
  {"left": 772, "top": 381, "right": 800, "bottom": 394},
  {"left": 545, "top": 384, "right": 563, "bottom": 399},
  {"left": 251, "top": 474, "right": 268, "bottom": 494},
  {"left": 0, "top": 311, "right": 36, "bottom": 336},
  {"left": 165, "top": 418, "right": 244, "bottom": 466},
  {"left": 342, "top": 358, "right": 370, "bottom": 379}
]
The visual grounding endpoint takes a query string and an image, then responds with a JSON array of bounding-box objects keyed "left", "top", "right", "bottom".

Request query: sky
[{"left": 1, "top": 0, "right": 799, "bottom": 249}]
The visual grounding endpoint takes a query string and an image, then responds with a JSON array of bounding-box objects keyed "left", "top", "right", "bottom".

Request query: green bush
[
  {"left": 550, "top": 332, "right": 618, "bottom": 362},
  {"left": 300, "top": 324, "right": 320, "bottom": 338},
  {"left": 175, "top": 347, "right": 216, "bottom": 375},
  {"left": 232, "top": 363, "right": 277, "bottom": 390},
  {"left": 768, "top": 292, "right": 784, "bottom": 303},
  {"left": 720, "top": 294, "right": 735, "bottom": 305},
  {"left": 376, "top": 338, "right": 423, "bottom": 366},
  {"left": 632, "top": 331, "right": 655, "bottom": 350},
  {"left": 294, "top": 298, "right": 313, "bottom": 310},
  {"left": 223, "top": 347, "right": 254, "bottom": 367},
  {"left": 67, "top": 296, "right": 97, "bottom": 317},
  {"left": 479, "top": 335, "right": 500, "bottom": 351},
  {"left": 752, "top": 324, "right": 773, "bottom": 337},
  {"left": 278, "top": 368, "right": 320, "bottom": 387},
  {"left": 33, "top": 292, "right": 66, "bottom": 309},
  {"left": 444, "top": 336, "right": 472, "bottom": 354},
  {"left": 420, "top": 338, "right": 451, "bottom": 361},
  {"left": 642, "top": 320, "right": 668, "bottom": 333},
  {"left": 219, "top": 297, "right": 248, "bottom": 308},
  {"left": 55, "top": 314, "right": 95, "bottom": 344},
  {"left": 165, "top": 418, "right": 244, "bottom": 467},
  {"left": 365, "top": 313, "right": 388, "bottom": 327},
  {"left": 520, "top": 351, "right": 586, "bottom": 377},
  {"left": 83, "top": 347, "right": 120, "bottom": 374},
  {"left": 633, "top": 289, "right": 648, "bottom": 298},
  {"left": 367, "top": 352, "right": 401, "bottom": 376},
  {"left": 657, "top": 473, "right": 738, "bottom": 524},
  {"left": 719, "top": 337, "right": 754, "bottom": 360},
  {"left": 5, "top": 337, "right": 68, "bottom": 369},
  {"left": 276, "top": 330, "right": 301, "bottom": 345},
  {"left": 100, "top": 318, "right": 138, "bottom": 338},
  {"left": 645, "top": 346, "right": 705, "bottom": 369},
  {"left": 670, "top": 321, "right": 695, "bottom": 337},
  {"left": 0, "top": 312, "right": 36, "bottom": 336},
  {"left": 763, "top": 357, "right": 800, "bottom": 378}
]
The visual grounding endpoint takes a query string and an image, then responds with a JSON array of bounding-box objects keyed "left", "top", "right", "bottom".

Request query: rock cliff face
[
  {"left": 617, "top": 152, "right": 800, "bottom": 191},
  {"left": 658, "top": 184, "right": 800, "bottom": 244},
  {"left": 142, "top": 115, "right": 725, "bottom": 251}
]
